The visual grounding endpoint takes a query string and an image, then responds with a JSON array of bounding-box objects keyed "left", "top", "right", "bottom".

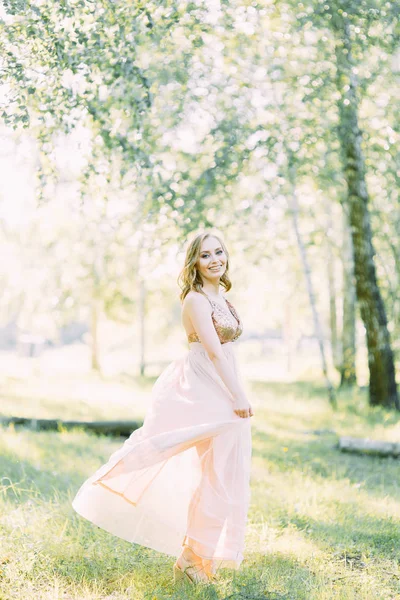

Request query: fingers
[
  {"left": 234, "top": 408, "right": 250, "bottom": 419},
  {"left": 233, "top": 406, "right": 255, "bottom": 419}
]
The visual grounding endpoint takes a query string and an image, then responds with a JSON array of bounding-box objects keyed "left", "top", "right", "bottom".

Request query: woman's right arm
[{"left": 184, "top": 294, "right": 253, "bottom": 418}]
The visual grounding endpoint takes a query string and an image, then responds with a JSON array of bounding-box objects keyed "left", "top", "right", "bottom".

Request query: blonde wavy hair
[{"left": 177, "top": 231, "right": 232, "bottom": 303}]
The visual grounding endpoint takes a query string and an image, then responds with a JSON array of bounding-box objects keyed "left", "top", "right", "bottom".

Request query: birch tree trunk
[
  {"left": 340, "top": 205, "right": 357, "bottom": 386},
  {"left": 325, "top": 199, "right": 341, "bottom": 371},
  {"left": 288, "top": 163, "right": 336, "bottom": 408},
  {"left": 333, "top": 16, "right": 398, "bottom": 409}
]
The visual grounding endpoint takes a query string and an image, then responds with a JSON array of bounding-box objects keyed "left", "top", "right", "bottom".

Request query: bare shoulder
[{"left": 183, "top": 291, "right": 210, "bottom": 314}]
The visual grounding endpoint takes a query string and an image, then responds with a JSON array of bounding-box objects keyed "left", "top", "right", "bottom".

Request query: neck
[{"left": 202, "top": 282, "right": 222, "bottom": 297}]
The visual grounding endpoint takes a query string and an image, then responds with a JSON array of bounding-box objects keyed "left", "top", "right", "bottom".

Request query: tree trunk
[
  {"left": 1, "top": 416, "right": 141, "bottom": 438},
  {"left": 325, "top": 199, "right": 341, "bottom": 371},
  {"left": 339, "top": 436, "right": 400, "bottom": 458},
  {"left": 288, "top": 163, "right": 336, "bottom": 408},
  {"left": 340, "top": 205, "right": 357, "bottom": 386},
  {"left": 333, "top": 18, "right": 398, "bottom": 409}
]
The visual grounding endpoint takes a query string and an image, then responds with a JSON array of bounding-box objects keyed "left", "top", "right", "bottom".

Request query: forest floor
[{"left": 1, "top": 374, "right": 400, "bottom": 600}]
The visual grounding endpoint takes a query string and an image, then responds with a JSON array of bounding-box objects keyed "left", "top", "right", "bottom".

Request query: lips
[{"left": 209, "top": 266, "right": 222, "bottom": 271}]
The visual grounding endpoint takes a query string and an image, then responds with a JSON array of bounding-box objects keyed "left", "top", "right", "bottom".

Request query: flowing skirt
[{"left": 72, "top": 341, "right": 252, "bottom": 570}]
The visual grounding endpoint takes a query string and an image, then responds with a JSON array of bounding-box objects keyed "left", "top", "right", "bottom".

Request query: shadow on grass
[
  {"left": 285, "top": 511, "right": 400, "bottom": 561},
  {"left": 252, "top": 426, "right": 400, "bottom": 501},
  {"left": 252, "top": 425, "right": 400, "bottom": 563},
  {"left": 0, "top": 428, "right": 119, "bottom": 502},
  {"left": 47, "top": 544, "right": 318, "bottom": 600}
]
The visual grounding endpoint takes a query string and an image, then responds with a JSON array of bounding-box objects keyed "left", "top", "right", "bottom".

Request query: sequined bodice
[{"left": 187, "top": 295, "right": 243, "bottom": 345}]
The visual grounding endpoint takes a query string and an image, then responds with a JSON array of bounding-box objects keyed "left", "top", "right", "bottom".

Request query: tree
[
  {"left": 280, "top": 0, "right": 399, "bottom": 407},
  {"left": 329, "top": 2, "right": 399, "bottom": 408}
]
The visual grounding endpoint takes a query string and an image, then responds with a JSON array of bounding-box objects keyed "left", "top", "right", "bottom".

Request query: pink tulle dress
[{"left": 72, "top": 293, "right": 252, "bottom": 571}]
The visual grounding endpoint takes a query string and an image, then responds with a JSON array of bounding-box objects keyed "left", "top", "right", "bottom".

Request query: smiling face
[{"left": 196, "top": 236, "right": 227, "bottom": 284}]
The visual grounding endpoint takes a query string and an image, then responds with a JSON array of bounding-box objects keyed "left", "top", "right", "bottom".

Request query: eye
[{"left": 201, "top": 250, "right": 223, "bottom": 258}]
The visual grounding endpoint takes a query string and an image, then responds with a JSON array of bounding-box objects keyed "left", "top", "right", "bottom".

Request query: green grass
[{"left": 1, "top": 380, "right": 400, "bottom": 599}]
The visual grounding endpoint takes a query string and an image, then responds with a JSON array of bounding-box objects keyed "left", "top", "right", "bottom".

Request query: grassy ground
[{"left": 1, "top": 378, "right": 400, "bottom": 600}]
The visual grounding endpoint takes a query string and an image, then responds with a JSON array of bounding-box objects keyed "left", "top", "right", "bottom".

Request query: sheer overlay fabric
[{"left": 72, "top": 295, "right": 252, "bottom": 571}]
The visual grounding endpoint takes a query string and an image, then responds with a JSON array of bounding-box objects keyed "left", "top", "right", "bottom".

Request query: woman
[{"left": 72, "top": 230, "right": 254, "bottom": 585}]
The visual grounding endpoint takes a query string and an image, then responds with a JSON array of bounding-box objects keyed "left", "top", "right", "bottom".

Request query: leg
[
  {"left": 178, "top": 438, "right": 219, "bottom": 578},
  {"left": 181, "top": 422, "right": 251, "bottom": 573},
  {"left": 175, "top": 441, "right": 211, "bottom": 582}
]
